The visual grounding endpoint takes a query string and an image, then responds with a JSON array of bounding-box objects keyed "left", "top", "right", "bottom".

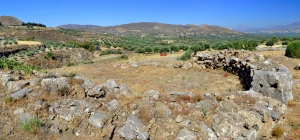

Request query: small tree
[
  {"left": 265, "top": 40, "right": 274, "bottom": 46},
  {"left": 285, "top": 41, "right": 300, "bottom": 58},
  {"left": 144, "top": 46, "right": 153, "bottom": 53},
  {"left": 0, "top": 22, "right": 2, "bottom": 26},
  {"left": 170, "top": 45, "right": 180, "bottom": 52}
]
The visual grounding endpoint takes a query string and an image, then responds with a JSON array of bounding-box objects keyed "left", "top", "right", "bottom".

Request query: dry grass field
[{"left": 17, "top": 41, "right": 42, "bottom": 45}]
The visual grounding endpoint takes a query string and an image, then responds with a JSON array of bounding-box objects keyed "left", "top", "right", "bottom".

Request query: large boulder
[
  {"left": 251, "top": 66, "right": 293, "bottom": 103},
  {"left": 41, "top": 77, "right": 70, "bottom": 93}
]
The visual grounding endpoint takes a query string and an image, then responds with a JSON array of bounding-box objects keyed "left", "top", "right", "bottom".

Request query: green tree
[
  {"left": 285, "top": 41, "right": 300, "bottom": 58},
  {"left": 0, "top": 22, "right": 2, "bottom": 26},
  {"left": 80, "top": 41, "right": 95, "bottom": 51},
  {"left": 170, "top": 45, "right": 180, "bottom": 52},
  {"left": 265, "top": 40, "right": 274, "bottom": 46},
  {"left": 144, "top": 46, "right": 153, "bottom": 53}
]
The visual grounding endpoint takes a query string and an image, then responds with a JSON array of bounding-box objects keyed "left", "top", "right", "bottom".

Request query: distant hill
[
  {"left": 0, "top": 16, "right": 23, "bottom": 26},
  {"left": 234, "top": 21, "right": 300, "bottom": 34},
  {"left": 58, "top": 22, "right": 244, "bottom": 38}
]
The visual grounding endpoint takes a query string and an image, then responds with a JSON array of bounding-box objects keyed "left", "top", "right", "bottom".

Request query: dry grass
[
  {"left": 272, "top": 125, "right": 284, "bottom": 138},
  {"left": 138, "top": 107, "right": 154, "bottom": 123},
  {"left": 68, "top": 78, "right": 84, "bottom": 86},
  {"left": 17, "top": 41, "right": 42, "bottom": 45}
]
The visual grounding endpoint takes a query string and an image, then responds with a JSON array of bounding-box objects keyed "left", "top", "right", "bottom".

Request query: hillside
[
  {"left": 0, "top": 16, "right": 23, "bottom": 26},
  {"left": 58, "top": 22, "right": 245, "bottom": 38},
  {"left": 235, "top": 21, "right": 300, "bottom": 34}
]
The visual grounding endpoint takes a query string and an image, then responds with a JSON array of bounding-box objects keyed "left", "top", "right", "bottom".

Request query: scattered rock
[
  {"left": 119, "top": 83, "right": 131, "bottom": 95},
  {"left": 88, "top": 110, "right": 108, "bottom": 128},
  {"left": 145, "top": 90, "right": 160, "bottom": 100},
  {"left": 6, "top": 80, "right": 29, "bottom": 91},
  {"left": 117, "top": 114, "right": 149, "bottom": 140},
  {"left": 106, "top": 99, "right": 119, "bottom": 111},
  {"left": 175, "top": 128, "right": 196, "bottom": 140},
  {"left": 10, "top": 88, "right": 32, "bottom": 100},
  {"left": 175, "top": 115, "right": 183, "bottom": 123},
  {"left": 87, "top": 84, "right": 105, "bottom": 98},
  {"left": 41, "top": 77, "right": 70, "bottom": 93}
]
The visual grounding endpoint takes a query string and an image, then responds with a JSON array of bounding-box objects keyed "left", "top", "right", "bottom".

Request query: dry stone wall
[{"left": 188, "top": 50, "right": 293, "bottom": 104}]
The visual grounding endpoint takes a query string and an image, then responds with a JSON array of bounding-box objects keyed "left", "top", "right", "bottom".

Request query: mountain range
[
  {"left": 57, "top": 22, "right": 244, "bottom": 38},
  {"left": 234, "top": 21, "right": 300, "bottom": 34}
]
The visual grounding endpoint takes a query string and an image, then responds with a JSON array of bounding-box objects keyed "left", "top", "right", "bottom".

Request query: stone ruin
[{"left": 180, "top": 50, "right": 293, "bottom": 104}]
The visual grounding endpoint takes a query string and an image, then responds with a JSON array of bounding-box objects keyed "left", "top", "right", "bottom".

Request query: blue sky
[{"left": 1, "top": 0, "right": 299, "bottom": 28}]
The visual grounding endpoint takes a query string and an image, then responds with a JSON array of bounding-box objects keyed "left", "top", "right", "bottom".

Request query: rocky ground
[{"left": 0, "top": 50, "right": 300, "bottom": 139}]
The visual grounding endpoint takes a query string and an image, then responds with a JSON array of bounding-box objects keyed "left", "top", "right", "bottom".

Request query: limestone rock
[
  {"left": 145, "top": 90, "right": 160, "bottom": 100},
  {"left": 6, "top": 80, "right": 29, "bottom": 91},
  {"left": 10, "top": 88, "right": 32, "bottom": 100},
  {"left": 87, "top": 84, "right": 105, "bottom": 98},
  {"left": 88, "top": 110, "right": 108, "bottom": 128},
  {"left": 251, "top": 66, "right": 293, "bottom": 103},
  {"left": 71, "top": 84, "right": 85, "bottom": 98},
  {"left": 1, "top": 73, "right": 11, "bottom": 87},
  {"left": 104, "top": 79, "right": 119, "bottom": 93},
  {"left": 106, "top": 99, "right": 119, "bottom": 111},
  {"left": 41, "top": 77, "right": 70, "bottom": 93},
  {"left": 119, "top": 84, "right": 131, "bottom": 95},
  {"left": 175, "top": 128, "right": 196, "bottom": 140},
  {"left": 117, "top": 114, "right": 149, "bottom": 140}
]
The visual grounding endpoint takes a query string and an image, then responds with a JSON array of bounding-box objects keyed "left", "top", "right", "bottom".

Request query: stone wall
[{"left": 188, "top": 50, "right": 293, "bottom": 103}]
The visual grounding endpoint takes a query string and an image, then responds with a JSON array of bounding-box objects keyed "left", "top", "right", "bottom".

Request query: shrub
[
  {"left": 265, "top": 40, "right": 274, "bottom": 46},
  {"left": 170, "top": 45, "right": 180, "bottom": 52},
  {"left": 4, "top": 96, "right": 12, "bottom": 104},
  {"left": 134, "top": 47, "right": 145, "bottom": 53},
  {"left": 216, "top": 96, "right": 223, "bottom": 101},
  {"left": 20, "top": 116, "right": 41, "bottom": 133},
  {"left": 272, "top": 125, "right": 283, "bottom": 138},
  {"left": 159, "top": 47, "right": 170, "bottom": 53},
  {"left": 57, "top": 86, "right": 70, "bottom": 96},
  {"left": 47, "top": 72, "right": 57, "bottom": 78},
  {"left": 144, "top": 46, "right": 153, "bottom": 53},
  {"left": 178, "top": 49, "right": 193, "bottom": 61},
  {"left": 285, "top": 41, "right": 300, "bottom": 58},
  {"left": 67, "top": 62, "right": 76, "bottom": 67},
  {"left": 153, "top": 46, "right": 160, "bottom": 52},
  {"left": 120, "top": 54, "right": 128, "bottom": 59}
]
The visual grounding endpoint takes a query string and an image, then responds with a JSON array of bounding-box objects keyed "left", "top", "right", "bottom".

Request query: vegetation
[
  {"left": 285, "top": 40, "right": 300, "bottom": 58},
  {"left": 22, "top": 22, "right": 46, "bottom": 27},
  {"left": 178, "top": 49, "right": 193, "bottom": 61},
  {"left": 121, "top": 54, "right": 128, "bottom": 59},
  {"left": 272, "top": 125, "right": 283, "bottom": 138},
  {"left": 0, "top": 57, "right": 39, "bottom": 73},
  {"left": 4, "top": 96, "right": 12, "bottom": 104},
  {"left": 20, "top": 116, "right": 41, "bottom": 133}
]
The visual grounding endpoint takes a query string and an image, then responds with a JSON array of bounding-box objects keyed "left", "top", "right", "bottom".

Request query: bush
[
  {"left": 121, "top": 54, "right": 128, "bottom": 59},
  {"left": 159, "top": 47, "right": 170, "bottom": 53},
  {"left": 272, "top": 125, "right": 283, "bottom": 138},
  {"left": 144, "top": 46, "right": 153, "bottom": 53},
  {"left": 285, "top": 41, "right": 300, "bottom": 58},
  {"left": 178, "top": 49, "right": 193, "bottom": 61},
  {"left": 265, "top": 40, "right": 274, "bottom": 46},
  {"left": 4, "top": 96, "right": 12, "bottom": 104},
  {"left": 153, "top": 46, "right": 160, "bottom": 52},
  {"left": 170, "top": 45, "right": 180, "bottom": 52},
  {"left": 134, "top": 47, "right": 145, "bottom": 53},
  {"left": 20, "top": 116, "right": 41, "bottom": 133}
]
